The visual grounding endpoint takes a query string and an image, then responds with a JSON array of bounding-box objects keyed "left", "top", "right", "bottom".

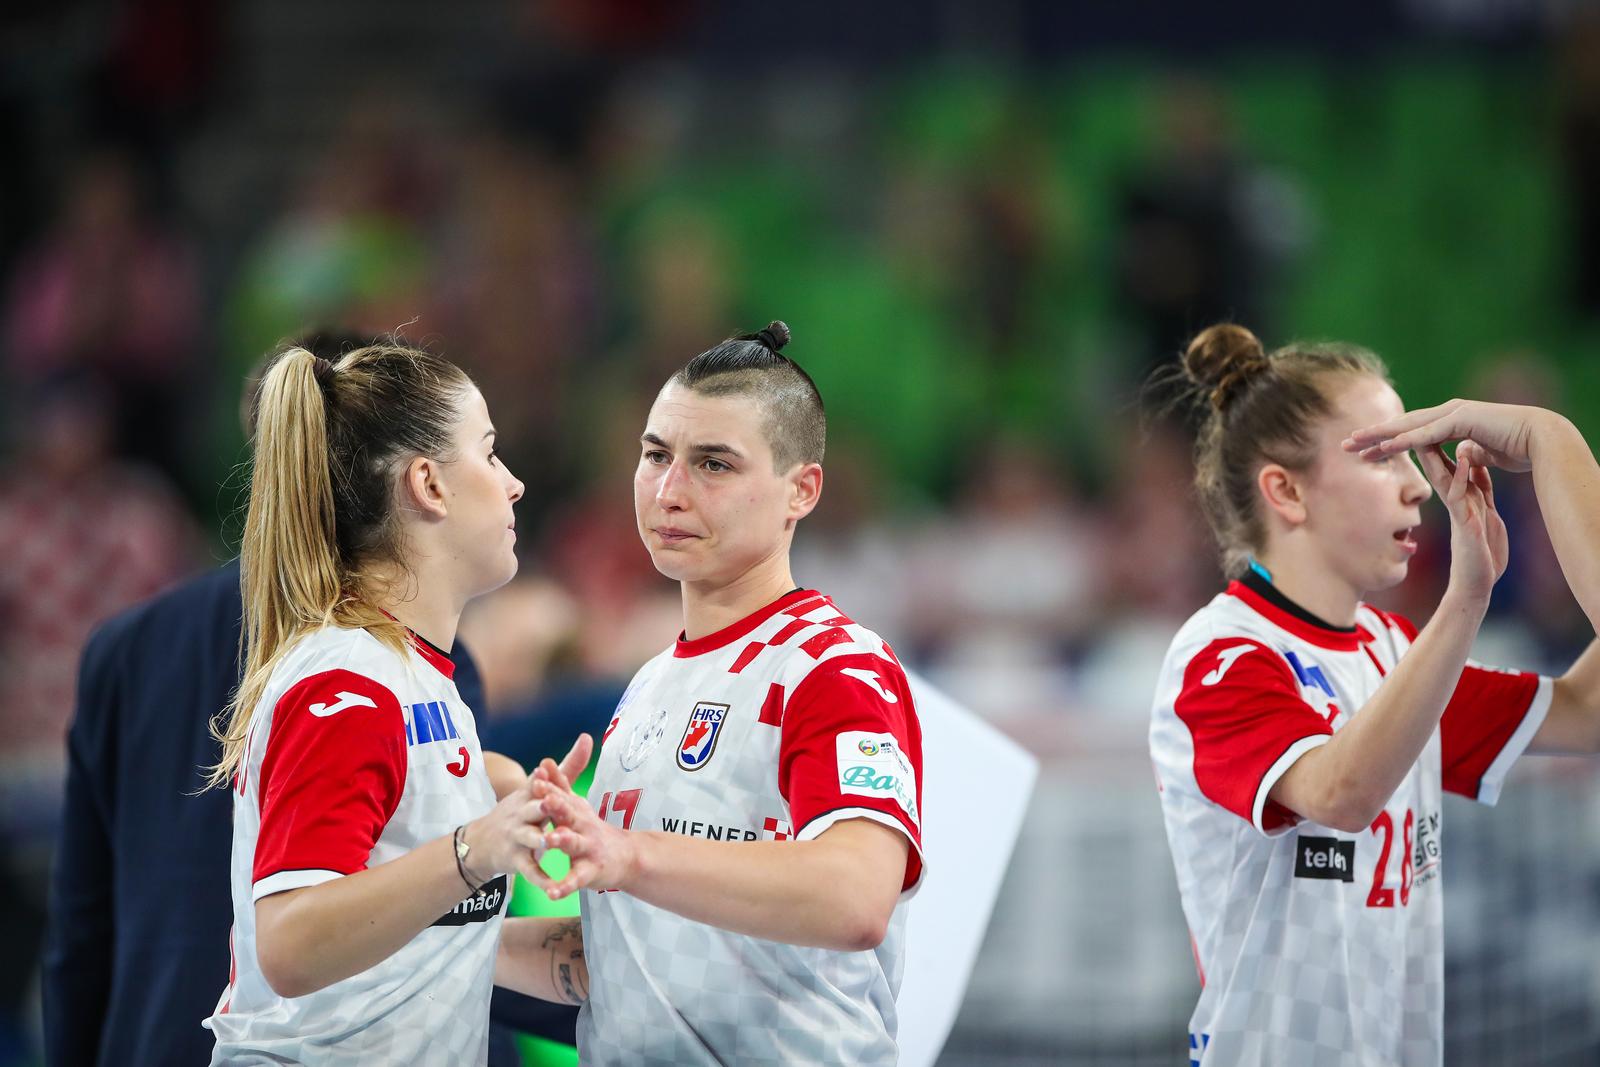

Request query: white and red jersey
[
  {"left": 1151, "top": 574, "right": 1551, "bottom": 1067},
  {"left": 579, "top": 588, "right": 925, "bottom": 1067},
  {"left": 205, "top": 625, "right": 503, "bottom": 1066}
]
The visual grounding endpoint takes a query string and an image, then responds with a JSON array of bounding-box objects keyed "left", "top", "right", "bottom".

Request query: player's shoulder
[
  {"left": 269, "top": 626, "right": 409, "bottom": 704},
  {"left": 1355, "top": 601, "right": 1416, "bottom": 648},
  {"left": 764, "top": 592, "right": 901, "bottom": 677},
  {"left": 1164, "top": 590, "right": 1286, "bottom": 668}
]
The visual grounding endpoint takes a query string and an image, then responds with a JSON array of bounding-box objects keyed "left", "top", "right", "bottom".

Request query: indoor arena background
[{"left": 4, "top": 2, "right": 1600, "bottom": 1065}]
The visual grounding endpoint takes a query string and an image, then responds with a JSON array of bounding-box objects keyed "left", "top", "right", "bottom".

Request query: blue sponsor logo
[
  {"left": 1189, "top": 1031, "right": 1210, "bottom": 1066},
  {"left": 406, "top": 701, "right": 460, "bottom": 747},
  {"left": 1283, "top": 650, "right": 1335, "bottom": 698}
]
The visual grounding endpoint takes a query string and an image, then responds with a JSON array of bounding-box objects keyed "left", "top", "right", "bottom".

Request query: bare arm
[
  {"left": 495, "top": 916, "right": 588, "bottom": 1004},
  {"left": 255, "top": 734, "right": 592, "bottom": 998},
  {"left": 1521, "top": 416, "right": 1600, "bottom": 634},
  {"left": 1270, "top": 591, "right": 1487, "bottom": 830},
  {"left": 484, "top": 751, "right": 527, "bottom": 800},
  {"left": 1270, "top": 447, "right": 1501, "bottom": 832},
  {"left": 1530, "top": 638, "right": 1600, "bottom": 754},
  {"left": 532, "top": 778, "right": 909, "bottom": 952},
  {"left": 254, "top": 787, "right": 549, "bottom": 998}
]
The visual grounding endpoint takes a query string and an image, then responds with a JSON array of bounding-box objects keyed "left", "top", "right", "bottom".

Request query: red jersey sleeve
[
  {"left": 778, "top": 652, "right": 924, "bottom": 894},
  {"left": 252, "top": 669, "right": 408, "bottom": 895},
  {"left": 1378, "top": 609, "right": 1550, "bottom": 804},
  {"left": 1173, "top": 637, "right": 1333, "bottom": 833},
  {"left": 1439, "top": 664, "right": 1548, "bottom": 803}
]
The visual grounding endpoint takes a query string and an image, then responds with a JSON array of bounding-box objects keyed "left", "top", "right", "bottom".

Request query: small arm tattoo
[{"left": 544, "top": 919, "right": 588, "bottom": 1004}]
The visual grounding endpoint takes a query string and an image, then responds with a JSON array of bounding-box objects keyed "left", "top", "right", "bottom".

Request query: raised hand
[
  {"left": 459, "top": 780, "right": 555, "bottom": 887},
  {"left": 1343, "top": 399, "right": 1553, "bottom": 474},
  {"left": 1417, "top": 445, "right": 1507, "bottom": 604},
  {"left": 527, "top": 778, "right": 639, "bottom": 900}
]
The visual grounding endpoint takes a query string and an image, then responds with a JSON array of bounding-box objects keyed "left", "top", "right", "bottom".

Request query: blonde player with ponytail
[{"left": 204, "top": 343, "right": 590, "bottom": 1066}]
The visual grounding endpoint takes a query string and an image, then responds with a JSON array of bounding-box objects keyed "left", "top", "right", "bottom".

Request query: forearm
[
  {"left": 255, "top": 833, "right": 475, "bottom": 997},
  {"left": 1276, "top": 590, "right": 1487, "bottom": 830},
  {"left": 495, "top": 916, "right": 588, "bottom": 1004},
  {"left": 1529, "top": 415, "right": 1600, "bottom": 633},
  {"left": 622, "top": 828, "right": 901, "bottom": 952},
  {"left": 485, "top": 751, "right": 527, "bottom": 800}
]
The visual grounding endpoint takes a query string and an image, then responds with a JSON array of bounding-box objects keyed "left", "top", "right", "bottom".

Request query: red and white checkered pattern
[{"left": 1151, "top": 581, "right": 1550, "bottom": 1066}]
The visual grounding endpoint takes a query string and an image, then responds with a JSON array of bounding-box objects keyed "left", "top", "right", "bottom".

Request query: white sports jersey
[
  {"left": 205, "top": 625, "right": 503, "bottom": 1066},
  {"left": 579, "top": 588, "right": 926, "bottom": 1067},
  {"left": 1151, "top": 574, "right": 1551, "bottom": 1067}
]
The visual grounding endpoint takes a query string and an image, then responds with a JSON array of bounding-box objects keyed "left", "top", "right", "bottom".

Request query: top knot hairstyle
[
  {"left": 1179, "top": 323, "right": 1390, "bottom": 577},
  {"left": 670, "top": 320, "right": 825, "bottom": 471},
  {"left": 209, "top": 340, "right": 476, "bottom": 787}
]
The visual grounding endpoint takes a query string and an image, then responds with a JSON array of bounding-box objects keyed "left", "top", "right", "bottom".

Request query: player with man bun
[{"left": 510, "top": 321, "right": 925, "bottom": 1066}]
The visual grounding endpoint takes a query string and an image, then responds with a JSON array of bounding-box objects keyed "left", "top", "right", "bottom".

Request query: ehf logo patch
[{"left": 677, "top": 701, "right": 729, "bottom": 771}]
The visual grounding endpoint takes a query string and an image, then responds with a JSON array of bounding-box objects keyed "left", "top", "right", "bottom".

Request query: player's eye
[
  {"left": 644, "top": 449, "right": 668, "bottom": 464},
  {"left": 702, "top": 458, "right": 730, "bottom": 473}
]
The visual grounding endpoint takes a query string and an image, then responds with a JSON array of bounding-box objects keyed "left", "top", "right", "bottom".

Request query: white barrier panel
[{"left": 897, "top": 671, "right": 1039, "bottom": 1067}]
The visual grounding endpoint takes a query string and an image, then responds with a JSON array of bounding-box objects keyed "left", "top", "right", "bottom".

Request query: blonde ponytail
[{"left": 207, "top": 347, "right": 423, "bottom": 787}]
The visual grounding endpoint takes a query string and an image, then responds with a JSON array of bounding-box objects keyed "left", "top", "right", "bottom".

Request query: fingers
[
  {"left": 511, "top": 824, "right": 546, "bottom": 854},
  {"left": 557, "top": 733, "right": 594, "bottom": 785},
  {"left": 1417, "top": 445, "right": 1456, "bottom": 500},
  {"left": 1342, "top": 400, "right": 1459, "bottom": 452}
]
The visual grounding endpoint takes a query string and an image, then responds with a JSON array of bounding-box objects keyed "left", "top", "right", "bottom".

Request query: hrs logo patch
[
  {"left": 1294, "top": 836, "right": 1355, "bottom": 882},
  {"left": 677, "top": 701, "right": 729, "bottom": 771}
]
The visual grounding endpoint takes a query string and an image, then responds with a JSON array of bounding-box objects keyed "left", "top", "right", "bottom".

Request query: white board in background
[{"left": 897, "top": 672, "right": 1040, "bottom": 1067}]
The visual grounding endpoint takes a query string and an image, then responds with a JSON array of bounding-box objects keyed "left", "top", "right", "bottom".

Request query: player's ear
[
  {"left": 1257, "top": 463, "right": 1307, "bottom": 527},
  {"left": 401, "top": 456, "right": 449, "bottom": 521},
  {"left": 787, "top": 462, "right": 823, "bottom": 525}
]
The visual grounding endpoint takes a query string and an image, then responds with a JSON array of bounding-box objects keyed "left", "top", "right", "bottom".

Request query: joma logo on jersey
[
  {"left": 1294, "top": 836, "right": 1355, "bottom": 882},
  {"left": 677, "top": 701, "right": 729, "bottom": 771}
]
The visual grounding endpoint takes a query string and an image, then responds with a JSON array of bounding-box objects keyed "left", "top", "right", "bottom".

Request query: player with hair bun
[
  {"left": 1150, "top": 324, "right": 1600, "bottom": 1065},
  {"left": 505, "top": 321, "right": 925, "bottom": 1066}
]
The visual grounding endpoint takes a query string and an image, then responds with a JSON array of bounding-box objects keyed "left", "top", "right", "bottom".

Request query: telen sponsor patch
[
  {"left": 677, "top": 701, "right": 729, "bottom": 771},
  {"left": 836, "top": 730, "right": 919, "bottom": 828},
  {"left": 434, "top": 874, "right": 509, "bottom": 926},
  {"left": 1294, "top": 836, "right": 1355, "bottom": 882}
]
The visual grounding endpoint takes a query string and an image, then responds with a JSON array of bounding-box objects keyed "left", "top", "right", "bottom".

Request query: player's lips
[
  {"left": 652, "top": 526, "right": 702, "bottom": 544},
  {"left": 1393, "top": 526, "right": 1418, "bottom": 555}
]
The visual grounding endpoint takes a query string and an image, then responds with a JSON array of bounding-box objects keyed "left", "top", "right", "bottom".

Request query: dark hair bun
[
  {"left": 755, "top": 320, "right": 791, "bottom": 352},
  {"left": 1183, "top": 323, "right": 1267, "bottom": 411}
]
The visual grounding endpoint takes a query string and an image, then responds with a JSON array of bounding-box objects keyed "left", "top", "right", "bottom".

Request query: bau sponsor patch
[{"left": 835, "top": 730, "right": 919, "bottom": 827}]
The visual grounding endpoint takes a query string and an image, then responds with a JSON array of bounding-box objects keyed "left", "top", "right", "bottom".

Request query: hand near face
[
  {"left": 1417, "top": 445, "right": 1508, "bottom": 603},
  {"left": 1343, "top": 399, "right": 1554, "bottom": 474}
]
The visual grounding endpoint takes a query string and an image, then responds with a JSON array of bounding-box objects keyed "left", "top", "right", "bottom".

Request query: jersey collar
[
  {"left": 1227, "top": 572, "right": 1362, "bottom": 652},
  {"left": 674, "top": 588, "right": 817, "bottom": 659},
  {"left": 377, "top": 609, "right": 458, "bottom": 679}
]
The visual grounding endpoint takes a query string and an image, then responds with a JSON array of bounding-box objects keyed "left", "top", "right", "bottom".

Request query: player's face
[
  {"left": 441, "top": 386, "right": 525, "bottom": 597},
  {"left": 635, "top": 382, "right": 818, "bottom": 588},
  {"left": 1300, "top": 375, "right": 1433, "bottom": 595}
]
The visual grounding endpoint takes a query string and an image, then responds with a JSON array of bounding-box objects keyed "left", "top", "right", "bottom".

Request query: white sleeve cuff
[
  {"left": 1476, "top": 675, "right": 1553, "bottom": 806},
  {"left": 1252, "top": 734, "right": 1332, "bottom": 836},
  {"left": 797, "top": 806, "right": 927, "bottom": 900},
  {"left": 252, "top": 868, "right": 343, "bottom": 902}
]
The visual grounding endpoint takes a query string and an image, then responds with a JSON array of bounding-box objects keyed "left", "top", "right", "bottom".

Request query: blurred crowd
[{"left": 5, "top": 0, "right": 1600, "bottom": 1062}]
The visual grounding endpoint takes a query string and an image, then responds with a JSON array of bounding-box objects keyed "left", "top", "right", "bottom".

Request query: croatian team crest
[{"left": 677, "top": 701, "right": 729, "bottom": 771}]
